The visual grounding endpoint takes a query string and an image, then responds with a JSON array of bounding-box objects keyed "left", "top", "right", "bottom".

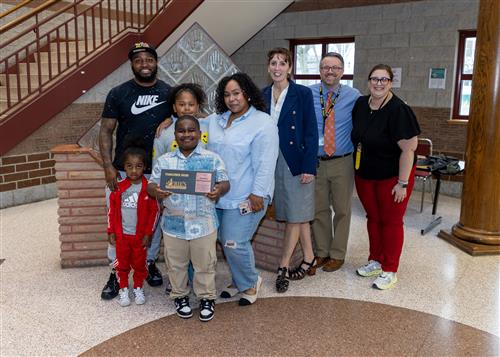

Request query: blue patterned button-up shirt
[{"left": 149, "top": 145, "right": 229, "bottom": 240}]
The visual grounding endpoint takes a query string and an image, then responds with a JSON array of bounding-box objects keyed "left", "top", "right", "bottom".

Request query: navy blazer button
[
  {"left": 291, "top": 125, "right": 295, "bottom": 130},
  {"left": 289, "top": 141, "right": 293, "bottom": 145},
  {"left": 292, "top": 111, "right": 296, "bottom": 115}
]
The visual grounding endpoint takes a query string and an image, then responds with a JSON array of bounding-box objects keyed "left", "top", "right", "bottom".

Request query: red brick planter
[{"left": 52, "top": 144, "right": 303, "bottom": 270}]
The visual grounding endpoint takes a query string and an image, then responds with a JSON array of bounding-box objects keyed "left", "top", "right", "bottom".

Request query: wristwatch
[{"left": 398, "top": 180, "right": 408, "bottom": 188}]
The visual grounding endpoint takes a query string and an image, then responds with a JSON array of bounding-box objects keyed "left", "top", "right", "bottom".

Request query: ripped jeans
[{"left": 216, "top": 198, "right": 269, "bottom": 292}]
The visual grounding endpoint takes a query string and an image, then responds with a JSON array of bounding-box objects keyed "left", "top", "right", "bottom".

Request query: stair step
[
  {"left": 0, "top": 86, "right": 34, "bottom": 101},
  {"left": 50, "top": 40, "right": 103, "bottom": 53},
  {"left": 0, "top": 74, "right": 44, "bottom": 88},
  {"left": 35, "top": 51, "right": 86, "bottom": 64},
  {"left": 18, "top": 62, "right": 70, "bottom": 75}
]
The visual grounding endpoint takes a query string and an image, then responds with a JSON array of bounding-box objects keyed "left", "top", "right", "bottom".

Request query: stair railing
[{"left": 0, "top": 0, "right": 171, "bottom": 118}]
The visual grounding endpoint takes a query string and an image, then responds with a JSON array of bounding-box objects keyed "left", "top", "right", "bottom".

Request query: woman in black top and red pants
[{"left": 351, "top": 64, "right": 420, "bottom": 290}]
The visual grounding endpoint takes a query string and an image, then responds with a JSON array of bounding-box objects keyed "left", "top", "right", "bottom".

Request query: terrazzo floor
[{"left": 1, "top": 193, "right": 499, "bottom": 356}]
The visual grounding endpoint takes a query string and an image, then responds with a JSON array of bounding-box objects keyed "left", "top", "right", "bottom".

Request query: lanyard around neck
[{"left": 320, "top": 84, "right": 341, "bottom": 120}]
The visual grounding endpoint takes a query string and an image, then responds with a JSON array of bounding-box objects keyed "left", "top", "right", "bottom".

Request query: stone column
[{"left": 438, "top": 0, "right": 500, "bottom": 255}]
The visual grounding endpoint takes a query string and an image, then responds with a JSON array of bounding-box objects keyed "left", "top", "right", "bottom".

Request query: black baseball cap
[{"left": 128, "top": 42, "right": 158, "bottom": 61}]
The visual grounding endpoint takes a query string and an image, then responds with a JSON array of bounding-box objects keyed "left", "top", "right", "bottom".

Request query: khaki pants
[
  {"left": 164, "top": 231, "right": 217, "bottom": 300},
  {"left": 312, "top": 155, "right": 354, "bottom": 260}
]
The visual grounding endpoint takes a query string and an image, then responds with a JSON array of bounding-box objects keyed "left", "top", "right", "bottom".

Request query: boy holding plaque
[{"left": 148, "top": 115, "right": 229, "bottom": 322}]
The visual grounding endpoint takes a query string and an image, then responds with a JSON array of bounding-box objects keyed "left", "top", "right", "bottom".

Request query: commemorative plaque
[{"left": 159, "top": 169, "right": 215, "bottom": 195}]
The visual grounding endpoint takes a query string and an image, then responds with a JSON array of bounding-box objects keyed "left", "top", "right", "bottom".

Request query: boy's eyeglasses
[{"left": 369, "top": 77, "right": 391, "bottom": 84}]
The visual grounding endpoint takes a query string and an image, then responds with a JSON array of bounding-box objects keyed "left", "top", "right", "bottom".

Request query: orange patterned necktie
[{"left": 323, "top": 92, "right": 336, "bottom": 156}]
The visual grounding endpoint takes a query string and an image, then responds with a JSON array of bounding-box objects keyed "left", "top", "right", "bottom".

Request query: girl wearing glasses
[{"left": 351, "top": 64, "right": 420, "bottom": 290}]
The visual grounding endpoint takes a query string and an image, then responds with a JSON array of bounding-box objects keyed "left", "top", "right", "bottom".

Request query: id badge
[{"left": 355, "top": 143, "right": 362, "bottom": 170}]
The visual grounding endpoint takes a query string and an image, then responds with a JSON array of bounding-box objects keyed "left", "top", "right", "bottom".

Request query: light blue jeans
[
  {"left": 217, "top": 198, "right": 269, "bottom": 292},
  {"left": 106, "top": 172, "right": 161, "bottom": 265}
]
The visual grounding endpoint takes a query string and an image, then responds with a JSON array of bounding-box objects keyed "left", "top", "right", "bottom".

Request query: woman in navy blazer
[{"left": 263, "top": 48, "right": 319, "bottom": 293}]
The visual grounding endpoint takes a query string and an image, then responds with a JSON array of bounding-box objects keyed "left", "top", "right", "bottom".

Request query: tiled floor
[{"left": 1, "top": 194, "right": 499, "bottom": 356}]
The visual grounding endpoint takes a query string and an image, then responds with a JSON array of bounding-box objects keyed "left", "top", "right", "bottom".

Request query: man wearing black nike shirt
[{"left": 99, "top": 42, "right": 171, "bottom": 300}]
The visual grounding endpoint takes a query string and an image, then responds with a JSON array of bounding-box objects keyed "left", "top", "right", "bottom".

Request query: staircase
[
  {"left": 0, "top": 39, "right": 89, "bottom": 105},
  {"left": 0, "top": 0, "right": 203, "bottom": 155}
]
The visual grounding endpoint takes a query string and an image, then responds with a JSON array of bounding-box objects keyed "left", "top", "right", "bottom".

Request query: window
[
  {"left": 290, "top": 37, "right": 355, "bottom": 87},
  {"left": 453, "top": 30, "right": 476, "bottom": 119}
]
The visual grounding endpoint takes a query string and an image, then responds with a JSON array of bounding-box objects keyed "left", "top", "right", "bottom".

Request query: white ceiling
[{"left": 157, "top": 0, "right": 293, "bottom": 57}]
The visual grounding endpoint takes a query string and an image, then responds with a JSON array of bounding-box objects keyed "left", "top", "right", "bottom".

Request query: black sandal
[
  {"left": 276, "top": 267, "right": 289, "bottom": 293},
  {"left": 288, "top": 258, "right": 317, "bottom": 281}
]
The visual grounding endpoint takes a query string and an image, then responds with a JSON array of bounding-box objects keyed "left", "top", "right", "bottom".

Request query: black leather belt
[{"left": 318, "top": 152, "right": 352, "bottom": 161}]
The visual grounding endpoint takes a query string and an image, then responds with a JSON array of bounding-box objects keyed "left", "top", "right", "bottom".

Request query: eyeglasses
[
  {"left": 369, "top": 77, "right": 391, "bottom": 84},
  {"left": 320, "top": 65, "right": 343, "bottom": 72}
]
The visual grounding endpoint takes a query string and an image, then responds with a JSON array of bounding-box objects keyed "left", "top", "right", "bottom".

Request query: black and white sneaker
[
  {"left": 174, "top": 296, "right": 193, "bottom": 319},
  {"left": 199, "top": 299, "right": 215, "bottom": 322},
  {"left": 101, "top": 272, "right": 119, "bottom": 300},
  {"left": 146, "top": 260, "right": 163, "bottom": 287}
]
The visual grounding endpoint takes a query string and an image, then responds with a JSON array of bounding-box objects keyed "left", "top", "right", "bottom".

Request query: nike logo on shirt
[{"left": 131, "top": 95, "right": 166, "bottom": 115}]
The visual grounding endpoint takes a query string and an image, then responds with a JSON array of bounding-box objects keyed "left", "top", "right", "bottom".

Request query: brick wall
[
  {"left": 253, "top": 219, "right": 303, "bottom": 272},
  {"left": 413, "top": 107, "right": 467, "bottom": 157},
  {"left": 231, "top": 0, "right": 478, "bottom": 158},
  {"left": 1, "top": 103, "right": 103, "bottom": 206},
  {"left": 7, "top": 103, "right": 103, "bottom": 155},
  {"left": 53, "top": 145, "right": 108, "bottom": 267},
  {"left": 0, "top": 152, "right": 56, "bottom": 192}
]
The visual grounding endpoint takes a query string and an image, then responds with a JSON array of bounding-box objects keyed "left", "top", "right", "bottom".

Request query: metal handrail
[
  {"left": 0, "top": 0, "right": 34, "bottom": 20},
  {"left": 0, "top": 0, "right": 59, "bottom": 33},
  {"left": 0, "top": 0, "right": 171, "bottom": 118}
]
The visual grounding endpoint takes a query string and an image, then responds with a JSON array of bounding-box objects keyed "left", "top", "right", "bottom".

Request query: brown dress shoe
[
  {"left": 307, "top": 256, "right": 329, "bottom": 276},
  {"left": 322, "top": 258, "right": 344, "bottom": 272}
]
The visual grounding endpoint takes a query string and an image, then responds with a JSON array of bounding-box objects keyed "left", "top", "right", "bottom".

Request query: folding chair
[{"left": 415, "top": 138, "right": 433, "bottom": 212}]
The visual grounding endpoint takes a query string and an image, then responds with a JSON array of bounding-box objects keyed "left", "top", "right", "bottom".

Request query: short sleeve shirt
[
  {"left": 149, "top": 145, "right": 229, "bottom": 240},
  {"left": 121, "top": 183, "right": 142, "bottom": 234},
  {"left": 102, "top": 79, "right": 171, "bottom": 173},
  {"left": 351, "top": 95, "right": 421, "bottom": 180}
]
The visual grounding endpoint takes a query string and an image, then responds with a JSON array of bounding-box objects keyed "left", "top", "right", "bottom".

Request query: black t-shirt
[
  {"left": 102, "top": 79, "right": 171, "bottom": 173},
  {"left": 351, "top": 94, "right": 421, "bottom": 180}
]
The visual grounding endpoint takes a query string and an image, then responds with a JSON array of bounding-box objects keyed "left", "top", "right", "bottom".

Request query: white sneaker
[
  {"left": 133, "top": 287, "right": 146, "bottom": 305},
  {"left": 117, "top": 288, "right": 131, "bottom": 306},
  {"left": 373, "top": 271, "right": 398, "bottom": 290},
  {"left": 357, "top": 260, "right": 382, "bottom": 277}
]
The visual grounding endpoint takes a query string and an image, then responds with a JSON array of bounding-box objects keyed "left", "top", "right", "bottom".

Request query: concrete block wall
[{"left": 231, "top": 0, "right": 478, "bottom": 155}]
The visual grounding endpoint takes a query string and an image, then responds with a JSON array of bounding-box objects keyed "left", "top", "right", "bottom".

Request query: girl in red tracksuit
[{"left": 107, "top": 144, "right": 159, "bottom": 307}]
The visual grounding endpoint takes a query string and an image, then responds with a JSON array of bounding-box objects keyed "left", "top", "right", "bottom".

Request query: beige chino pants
[
  {"left": 312, "top": 155, "right": 354, "bottom": 260},
  {"left": 164, "top": 231, "right": 217, "bottom": 300}
]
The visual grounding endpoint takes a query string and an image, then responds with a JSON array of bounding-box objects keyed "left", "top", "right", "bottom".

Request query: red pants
[
  {"left": 116, "top": 233, "right": 148, "bottom": 289},
  {"left": 354, "top": 166, "right": 416, "bottom": 272}
]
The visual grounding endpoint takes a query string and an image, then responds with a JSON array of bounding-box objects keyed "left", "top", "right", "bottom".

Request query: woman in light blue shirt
[{"left": 207, "top": 73, "right": 279, "bottom": 306}]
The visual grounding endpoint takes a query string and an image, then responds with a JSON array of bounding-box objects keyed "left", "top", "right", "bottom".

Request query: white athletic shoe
[
  {"left": 373, "top": 271, "right": 398, "bottom": 290},
  {"left": 133, "top": 287, "right": 146, "bottom": 305},
  {"left": 117, "top": 288, "right": 131, "bottom": 307},
  {"left": 357, "top": 260, "right": 382, "bottom": 277}
]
